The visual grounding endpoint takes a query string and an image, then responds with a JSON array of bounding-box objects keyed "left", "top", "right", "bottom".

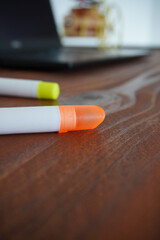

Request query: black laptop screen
[{"left": 0, "top": 0, "right": 59, "bottom": 40}]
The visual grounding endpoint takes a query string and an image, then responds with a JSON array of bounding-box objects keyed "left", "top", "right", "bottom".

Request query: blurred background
[{"left": 51, "top": 0, "right": 160, "bottom": 48}]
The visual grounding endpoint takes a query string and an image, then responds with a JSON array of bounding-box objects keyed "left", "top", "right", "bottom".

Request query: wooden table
[{"left": 0, "top": 51, "right": 160, "bottom": 240}]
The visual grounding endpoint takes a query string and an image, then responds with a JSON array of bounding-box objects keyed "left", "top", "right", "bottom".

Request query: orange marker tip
[{"left": 59, "top": 105, "right": 105, "bottom": 133}]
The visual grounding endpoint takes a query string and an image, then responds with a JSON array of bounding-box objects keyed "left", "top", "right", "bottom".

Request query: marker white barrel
[
  {"left": 0, "top": 106, "right": 60, "bottom": 134},
  {"left": 0, "top": 77, "right": 60, "bottom": 100},
  {"left": 0, "top": 106, "right": 105, "bottom": 135}
]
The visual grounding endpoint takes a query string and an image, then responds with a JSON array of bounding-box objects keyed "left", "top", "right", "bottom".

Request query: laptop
[{"left": 0, "top": 0, "right": 150, "bottom": 69}]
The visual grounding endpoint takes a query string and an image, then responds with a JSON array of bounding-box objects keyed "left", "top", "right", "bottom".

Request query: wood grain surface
[{"left": 0, "top": 51, "right": 160, "bottom": 240}]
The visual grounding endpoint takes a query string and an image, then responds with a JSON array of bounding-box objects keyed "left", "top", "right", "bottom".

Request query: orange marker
[{"left": 0, "top": 105, "right": 105, "bottom": 135}]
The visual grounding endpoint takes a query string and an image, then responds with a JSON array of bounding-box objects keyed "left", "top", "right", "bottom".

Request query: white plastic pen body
[
  {"left": 0, "top": 77, "right": 60, "bottom": 99},
  {"left": 0, "top": 106, "right": 61, "bottom": 135}
]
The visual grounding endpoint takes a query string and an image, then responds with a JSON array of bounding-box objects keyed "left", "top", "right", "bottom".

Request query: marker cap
[
  {"left": 59, "top": 105, "right": 105, "bottom": 133},
  {"left": 37, "top": 81, "right": 60, "bottom": 100}
]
